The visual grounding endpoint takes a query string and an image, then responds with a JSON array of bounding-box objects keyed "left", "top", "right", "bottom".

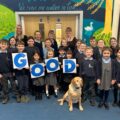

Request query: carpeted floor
[{"left": 0, "top": 91, "right": 120, "bottom": 120}]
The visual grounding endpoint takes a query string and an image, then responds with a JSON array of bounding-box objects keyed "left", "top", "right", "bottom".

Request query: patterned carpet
[{"left": 0, "top": 91, "right": 120, "bottom": 120}]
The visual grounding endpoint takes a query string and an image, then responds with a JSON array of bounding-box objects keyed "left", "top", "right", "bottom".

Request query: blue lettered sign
[
  {"left": 63, "top": 59, "right": 76, "bottom": 73},
  {"left": 45, "top": 57, "right": 60, "bottom": 73},
  {"left": 12, "top": 53, "right": 29, "bottom": 69},
  {"left": 30, "top": 63, "right": 45, "bottom": 78}
]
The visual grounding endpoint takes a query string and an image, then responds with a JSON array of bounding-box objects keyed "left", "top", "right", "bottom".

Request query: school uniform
[
  {"left": 0, "top": 50, "right": 11, "bottom": 103},
  {"left": 51, "top": 39, "right": 58, "bottom": 57},
  {"left": 34, "top": 40, "right": 44, "bottom": 60},
  {"left": 67, "top": 37, "right": 78, "bottom": 52},
  {"left": 110, "top": 46, "right": 118, "bottom": 59},
  {"left": 74, "top": 49, "right": 85, "bottom": 65},
  {"left": 7, "top": 46, "right": 18, "bottom": 93},
  {"left": 58, "top": 54, "right": 66, "bottom": 91},
  {"left": 79, "top": 57, "right": 97, "bottom": 104},
  {"left": 93, "top": 47, "right": 102, "bottom": 60},
  {"left": 97, "top": 58, "right": 115, "bottom": 109},
  {"left": 25, "top": 46, "right": 39, "bottom": 95},
  {"left": 113, "top": 59, "right": 120, "bottom": 105},
  {"left": 31, "top": 60, "right": 45, "bottom": 100},
  {"left": 62, "top": 57, "right": 77, "bottom": 92},
  {"left": 25, "top": 46, "right": 39, "bottom": 63},
  {"left": 45, "top": 72, "right": 57, "bottom": 86}
]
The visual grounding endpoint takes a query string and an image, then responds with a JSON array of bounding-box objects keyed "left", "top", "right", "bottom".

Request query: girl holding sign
[
  {"left": 45, "top": 49, "right": 58, "bottom": 99},
  {"left": 31, "top": 51, "right": 45, "bottom": 100}
]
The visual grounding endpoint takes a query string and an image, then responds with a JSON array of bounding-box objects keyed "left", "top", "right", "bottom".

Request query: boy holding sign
[{"left": 14, "top": 41, "right": 30, "bottom": 103}]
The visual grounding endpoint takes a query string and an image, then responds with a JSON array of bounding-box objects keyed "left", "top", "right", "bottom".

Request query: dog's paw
[
  {"left": 57, "top": 99, "right": 64, "bottom": 106},
  {"left": 69, "top": 107, "right": 73, "bottom": 112},
  {"left": 79, "top": 106, "right": 84, "bottom": 111}
]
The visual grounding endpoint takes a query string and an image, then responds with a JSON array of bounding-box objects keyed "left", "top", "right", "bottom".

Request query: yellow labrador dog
[{"left": 58, "top": 77, "right": 83, "bottom": 112}]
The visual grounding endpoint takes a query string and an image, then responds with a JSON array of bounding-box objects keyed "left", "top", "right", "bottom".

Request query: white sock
[
  {"left": 46, "top": 90, "right": 49, "bottom": 96},
  {"left": 55, "top": 89, "right": 58, "bottom": 95}
]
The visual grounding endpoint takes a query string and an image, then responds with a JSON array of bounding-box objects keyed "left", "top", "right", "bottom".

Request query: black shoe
[
  {"left": 35, "top": 95, "right": 38, "bottom": 100},
  {"left": 98, "top": 102, "right": 104, "bottom": 108},
  {"left": 38, "top": 94, "right": 42, "bottom": 100},
  {"left": 54, "top": 93, "right": 58, "bottom": 98},
  {"left": 89, "top": 100, "right": 96, "bottom": 106},
  {"left": 46, "top": 94, "right": 50, "bottom": 99},
  {"left": 104, "top": 103, "right": 109, "bottom": 110},
  {"left": 16, "top": 95, "right": 21, "bottom": 103},
  {"left": 117, "top": 102, "right": 120, "bottom": 107},
  {"left": 2, "top": 97, "right": 9, "bottom": 104},
  {"left": 112, "top": 101, "right": 118, "bottom": 107}
]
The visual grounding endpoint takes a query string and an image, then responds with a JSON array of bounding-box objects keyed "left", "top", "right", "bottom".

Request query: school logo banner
[
  {"left": 12, "top": 53, "right": 29, "bottom": 69},
  {"left": 63, "top": 59, "right": 76, "bottom": 73},
  {"left": 45, "top": 57, "right": 60, "bottom": 73}
]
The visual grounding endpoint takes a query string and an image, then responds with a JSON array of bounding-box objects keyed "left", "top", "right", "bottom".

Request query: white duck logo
[{"left": 84, "top": 22, "right": 94, "bottom": 37}]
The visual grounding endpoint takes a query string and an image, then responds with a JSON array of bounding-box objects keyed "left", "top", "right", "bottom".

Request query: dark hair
[
  {"left": 66, "top": 49, "right": 73, "bottom": 55},
  {"left": 0, "top": 39, "right": 8, "bottom": 45},
  {"left": 16, "top": 41, "right": 25, "bottom": 46},
  {"left": 110, "top": 37, "right": 117, "bottom": 41},
  {"left": 90, "top": 36, "right": 95, "bottom": 40},
  {"left": 9, "top": 36, "right": 16, "bottom": 44},
  {"left": 45, "top": 38, "right": 51, "bottom": 42},
  {"left": 48, "top": 30, "right": 54, "bottom": 34},
  {"left": 115, "top": 47, "right": 120, "bottom": 54},
  {"left": 27, "top": 36, "right": 34, "bottom": 41},
  {"left": 110, "top": 37, "right": 117, "bottom": 45},
  {"left": 102, "top": 47, "right": 112, "bottom": 54},
  {"left": 59, "top": 46, "right": 65, "bottom": 51},
  {"left": 65, "top": 27, "right": 72, "bottom": 32},
  {"left": 34, "top": 30, "right": 42, "bottom": 36}
]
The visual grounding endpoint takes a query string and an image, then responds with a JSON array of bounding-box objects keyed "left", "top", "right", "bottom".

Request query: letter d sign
[{"left": 63, "top": 59, "right": 76, "bottom": 73}]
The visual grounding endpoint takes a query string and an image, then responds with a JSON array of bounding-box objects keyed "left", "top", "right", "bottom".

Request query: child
[
  {"left": 7, "top": 37, "right": 17, "bottom": 93},
  {"left": 25, "top": 36, "right": 39, "bottom": 95},
  {"left": 43, "top": 38, "right": 54, "bottom": 59},
  {"left": 30, "top": 51, "right": 45, "bottom": 100},
  {"left": 94, "top": 39, "right": 105, "bottom": 60},
  {"left": 58, "top": 46, "right": 66, "bottom": 92},
  {"left": 45, "top": 49, "right": 58, "bottom": 98},
  {"left": 60, "top": 38, "right": 68, "bottom": 52},
  {"left": 62, "top": 49, "right": 77, "bottom": 92},
  {"left": 25, "top": 36, "right": 39, "bottom": 64},
  {"left": 34, "top": 30, "right": 44, "bottom": 60},
  {"left": 48, "top": 30, "right": 58, "bottom": 57},
  {"left": 90, "top": 36, "right": 97, "bottom": 48},
  {"left": 73, "top": 40, "right": 82, "bottom": 54},
  {"left": 15, "top": 41, "right": 30, "bottom": 103},
  {"left": 110, "top": 37, "right": 118, "bottom": 59},
  {"left": 97, "top": 47, "right": 115, "bottom": 110},
  {"left": 0, "top": 40, "right": 11, "bottom": 104},
  {"left": 79, "top": 47, "right": 97, "bottom": 106},
  {"left": 74, "top": 42, "right": 86, "bottom": 65},
  {"left": 113, "top": 47, "right": 120, "bottom": 107}
]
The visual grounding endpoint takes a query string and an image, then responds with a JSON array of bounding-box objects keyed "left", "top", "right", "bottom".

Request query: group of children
[{"left": 0, "top": 26, "right": 120, "bottom": 111}]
